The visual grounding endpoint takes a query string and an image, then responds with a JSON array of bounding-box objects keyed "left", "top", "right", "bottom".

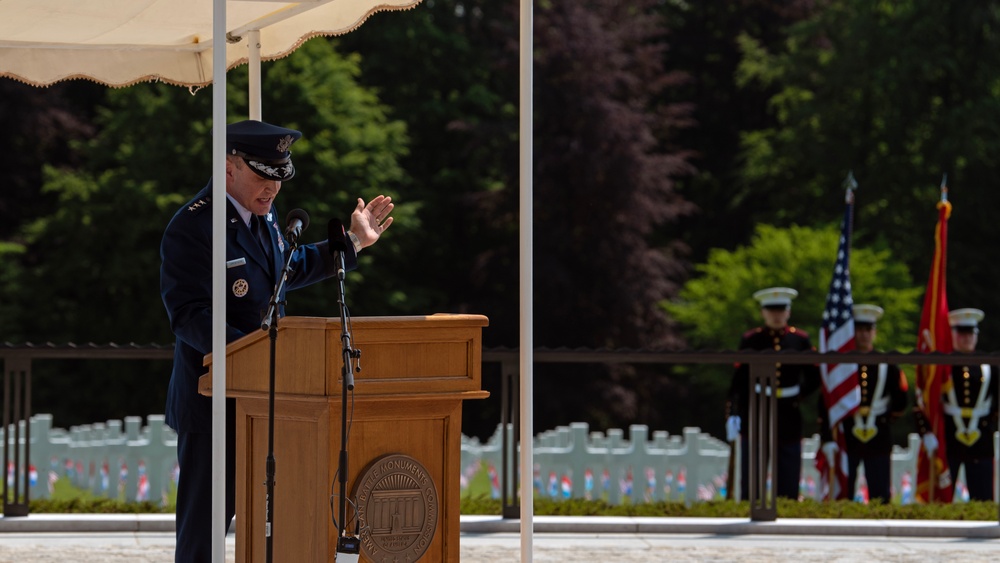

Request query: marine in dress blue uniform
[
  {"left": 160, "top": 120, "right": 364, "bottom": 562},
  {"left": 727, "top": 287, "right": 822, "bottom": 501},
  {"left": 938, "top": 309, "right": 998, "bottom": 501},
  {"left": 818, "top": 304, "right": 908, "bottom": 504}
]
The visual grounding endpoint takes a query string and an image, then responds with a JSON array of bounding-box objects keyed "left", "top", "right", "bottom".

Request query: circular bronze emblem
[
  {"left": 352, "top": 453, "right": 438, "bottom": 562},
  {"left": 232, "top": 278, "right": 249, "bottom": 297}
]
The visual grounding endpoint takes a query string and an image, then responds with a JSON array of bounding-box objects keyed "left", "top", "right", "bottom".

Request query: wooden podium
[{"left": 199, "top": 314, "right": 489, "bottom": 562}]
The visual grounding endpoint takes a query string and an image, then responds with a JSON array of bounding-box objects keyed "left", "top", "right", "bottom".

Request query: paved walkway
[{"left": 0, "top": 515, "right": 998, "bottom": 562}]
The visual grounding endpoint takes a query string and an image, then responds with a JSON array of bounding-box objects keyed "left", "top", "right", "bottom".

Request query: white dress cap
[
  {"left": 948, "top": 308, "right": 985, "bottom": 328},
  {"left": 753, "top": 287, "right": 798, "bottom": 307},
  {"left": 853, "top": 304, "right": 884, "bottom": 324}
]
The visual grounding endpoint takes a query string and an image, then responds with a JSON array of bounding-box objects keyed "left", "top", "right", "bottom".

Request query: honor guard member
[
  {"left": 160, "top": 120, "right": 394, "bottom": 562},
  {"left": 726, "top": 287, "right": 822, "bottom": 500},
  {"left": 917, "top": 308, "right": 998, "bottom": 501},
  {"left": 818, "top": 304, "right": 908, "bottom": 504}
]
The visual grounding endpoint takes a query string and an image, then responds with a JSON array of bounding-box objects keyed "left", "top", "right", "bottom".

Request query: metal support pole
[
  {"left": 248, "top": 29, "right": 262, "bottom": 121},
  {"left": 748, "top": 361, "right": 776, "bottom": 521}
]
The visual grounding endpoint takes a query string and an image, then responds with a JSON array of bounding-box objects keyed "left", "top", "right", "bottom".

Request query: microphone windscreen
[
  {"left": 286, "top": 208, "right": 310, "bottom": 231},
  {"left": 327, "top": 218, "right": 348, "bottom": 252}
]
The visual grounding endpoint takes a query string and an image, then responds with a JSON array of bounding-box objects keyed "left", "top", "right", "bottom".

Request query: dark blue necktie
[{"left": 252, "top": 215, "right": 273, "bottom": 266}]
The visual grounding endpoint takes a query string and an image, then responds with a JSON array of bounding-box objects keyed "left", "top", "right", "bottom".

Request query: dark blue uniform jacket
[{"left": 160, "top": 182, "right": 357, "bottom": 433}]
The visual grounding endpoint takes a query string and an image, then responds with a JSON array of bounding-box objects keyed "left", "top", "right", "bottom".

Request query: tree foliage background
[{"left": 2, "top": 0, "right": 999, "bottom": 443}]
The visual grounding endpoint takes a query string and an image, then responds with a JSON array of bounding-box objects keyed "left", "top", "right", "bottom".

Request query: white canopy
[{"left": 0, "top": 0, "right": 420, "bottom": 87}]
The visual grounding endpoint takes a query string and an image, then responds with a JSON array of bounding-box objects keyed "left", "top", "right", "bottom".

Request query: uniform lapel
[{"left": 227, "top": 200, "right": 270, "bottom": 271}]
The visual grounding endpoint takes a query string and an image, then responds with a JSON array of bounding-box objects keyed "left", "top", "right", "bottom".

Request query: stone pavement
[{"left": 1, "top": 515, "right": 999, "bottom": 562}]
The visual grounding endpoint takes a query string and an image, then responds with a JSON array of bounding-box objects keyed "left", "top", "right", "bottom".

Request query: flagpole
[
  {"left": 918, "top": 173, "right": 953, "bottom": 504},
  {"left": 818, "top": 171, "right": 860, "bottom": 502},
  {"left": 836, "top": 173, "right": 855, "bottom": 502},
  {"left": 829, "top": 426, "right": 838, "bottom": 500},
  {"left": 928, "top": 174, "right": 947, "bottom": 504}
]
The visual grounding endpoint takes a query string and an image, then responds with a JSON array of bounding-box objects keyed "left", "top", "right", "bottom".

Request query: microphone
[
  {"left": 327, "top": 218, "right": 348, "bottom": 252},
  {"left": 284, "top": 208, "right": 310, "bottom": 244}
]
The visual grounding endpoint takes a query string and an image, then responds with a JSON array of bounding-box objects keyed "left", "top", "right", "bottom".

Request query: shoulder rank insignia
[{"left": 187, "top": 198, "right": 209, "bottom": 212}]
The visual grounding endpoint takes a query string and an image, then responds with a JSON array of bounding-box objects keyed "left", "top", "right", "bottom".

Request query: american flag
[
  {"left": 816, "top": 178, "right": 861, "bottom": 500},
  {"left": 820, "top": 185, "right": 861, "bottom": 425}
]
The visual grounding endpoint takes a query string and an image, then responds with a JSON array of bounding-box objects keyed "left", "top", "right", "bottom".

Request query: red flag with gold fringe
[{"left": 914, "top": 182, "right": 954, "bottom": 503}]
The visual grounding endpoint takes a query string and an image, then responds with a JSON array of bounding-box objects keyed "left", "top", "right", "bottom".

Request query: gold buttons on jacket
[
  {"left": 859, "top": 366, "right": 869, "bottom": 404},
  {"left": 960, "top": 367, "right": 972, "bottom": 405}
]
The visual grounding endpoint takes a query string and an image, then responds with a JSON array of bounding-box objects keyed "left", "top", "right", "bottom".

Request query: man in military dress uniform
[
  {"left": 819, "top": 304, "right": 908, "bottom": 503},
  {"left": 160, "top": 120, "right": 394, "bottom": 562},
  {"left": 726, "top": 287, "right": 821, "bottom": 500},
  {"left": 919, "top": 308, "right": 998, "bottom": 501}
]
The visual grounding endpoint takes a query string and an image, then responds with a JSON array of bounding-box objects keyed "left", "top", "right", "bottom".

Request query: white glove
[
  {"left": 821, "top": 441, "right": 838, "bottom": 466},
  {"left": 726, "top": 416, "right": 741, "bottom": 442},
  {"left": 923, "top": 432, "right": 939, "bottom": 455}
]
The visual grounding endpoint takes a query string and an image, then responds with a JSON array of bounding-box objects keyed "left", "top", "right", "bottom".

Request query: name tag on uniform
[{"left": 226, "top": 257, "right": 247, "bottom": 269}]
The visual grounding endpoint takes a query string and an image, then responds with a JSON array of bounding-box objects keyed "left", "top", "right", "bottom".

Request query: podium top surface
[{"left": 200, "top": 314, "right": 489, "bottom": 398}]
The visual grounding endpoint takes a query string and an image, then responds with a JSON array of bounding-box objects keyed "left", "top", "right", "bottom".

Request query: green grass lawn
[
  {"left": 6, "top": 467, "right": 998, "bottom": 521},
  {"left": 459, "top": 495, "right": 1000, "bottom": 520},
  {"left": 14, "top": 477, "right": 177, "bottom": 514}
]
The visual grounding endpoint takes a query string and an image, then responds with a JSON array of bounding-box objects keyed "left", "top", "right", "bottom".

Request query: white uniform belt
[
  {"left": 943, "top": 403, "right": 991, "bottom": 418},
  {"left": 859, "top": 396, "right": 890, "bottom": 417},
  {"left": 753, "top": 384, "right": 800, "bottom": 398}
]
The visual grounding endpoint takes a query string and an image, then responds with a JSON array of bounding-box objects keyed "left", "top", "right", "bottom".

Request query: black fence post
[
  {"left": 2, "top": 354, "right": 31, "bottom": 517},
  {"left": 500, "top": 358, "right": 520, "bottom": 519}
]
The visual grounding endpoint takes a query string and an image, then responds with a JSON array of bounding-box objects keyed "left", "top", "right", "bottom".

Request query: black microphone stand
[
  {"left": 333, "top": 248, "right": 361, "bottom": 546},
  {"left": 260, "top": 237, "right": 300, "bottom": 563}
]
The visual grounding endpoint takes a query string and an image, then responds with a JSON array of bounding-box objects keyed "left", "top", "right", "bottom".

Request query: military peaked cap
[{"left": 227, "top": 120, "right": 302, "bottom": 181}]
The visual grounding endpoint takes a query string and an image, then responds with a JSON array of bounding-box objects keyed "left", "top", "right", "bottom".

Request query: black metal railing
[
  {"left": 4, "top": 343, "right": 999, "bottom": 522},
  {"left": 1, "top": 343, "right": 172, "bottom": 516},
  {"left": 485, "top": 348, "right": 1000, "bottom": 521}
]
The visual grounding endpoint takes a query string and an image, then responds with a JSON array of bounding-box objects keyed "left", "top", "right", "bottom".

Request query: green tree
[
  {"left": 732, "top": 0, "right": 1000, "bottom": 346},
  {"left": 531, "top": 0, "right": 696, "bottom": 350},
  {"left": 658, "top": 0, "right": 819, "bottom": 261},
  {"left": 341, "top": 0, "right": 696, "bottom": 349},
  {"left": 337, "top": 1, "right": 524, "bottom": 343},
  {"left": 0, "top": 39, "right": 411, "bottom": 426},
  {"left": 522, "top": 0, "right": 698, "bottom": 435},
  {"left": 337, "top": 2, "right": 521, "bottom": 438},
  {"left": 663, "top": 222, "right": 922, "bottom": 438},
  {"left": 0, "top": 80, "right": 104, "bottom": 239},
  {"left": 667, "top": 223, "right": 921, "bottom": 351},
  {"left": 340, "top": 1, "right": 698, "bottom": 437}
]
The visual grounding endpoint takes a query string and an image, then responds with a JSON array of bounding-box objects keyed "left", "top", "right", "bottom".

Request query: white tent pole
[
  {"left": 519, "top": 0, "right": 534, "bottom": 560},
  {"left": 248, "top": 30, "right": 262, "bottom": 120},
  {"left": 211, "top": 0, "right": 228, "bottom": 561}
]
